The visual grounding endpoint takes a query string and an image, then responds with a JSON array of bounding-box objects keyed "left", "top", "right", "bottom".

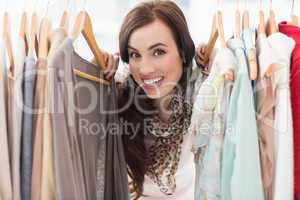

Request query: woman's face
[{"left": 127, "top": 19, "right": 183, "bottom": 99}]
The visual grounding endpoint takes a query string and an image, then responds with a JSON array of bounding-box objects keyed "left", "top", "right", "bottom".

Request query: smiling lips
[{"left": 141, "top": 76, "right": 164, "bottom": 90}]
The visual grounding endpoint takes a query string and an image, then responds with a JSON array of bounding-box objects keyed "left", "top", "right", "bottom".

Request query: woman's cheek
[
  {"left": 129, "top": 64, "right": 142, "bottom": 83},
  {"left": 161, "top": 55, "right": 183, "bottom": 83}
]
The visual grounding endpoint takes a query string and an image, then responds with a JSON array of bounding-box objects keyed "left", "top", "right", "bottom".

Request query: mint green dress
[{"left": 221, "top": 38, "right": 264, "bottom": 200}]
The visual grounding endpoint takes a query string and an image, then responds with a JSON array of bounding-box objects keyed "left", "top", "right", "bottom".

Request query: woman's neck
[{"left": 153, "top": 90, "right": 175, "bottom": 123}]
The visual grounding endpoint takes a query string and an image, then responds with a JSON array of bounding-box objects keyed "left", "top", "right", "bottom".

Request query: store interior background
[{"left": 0, "top": 0, "right": 299, "bottom": 68}]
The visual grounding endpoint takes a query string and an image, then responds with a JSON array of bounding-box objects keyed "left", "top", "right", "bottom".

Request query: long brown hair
[{"left": 118, "top": 1, "right": 195, "bottom": 199}]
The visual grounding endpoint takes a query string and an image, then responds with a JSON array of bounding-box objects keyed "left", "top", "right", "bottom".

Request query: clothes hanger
[
  {"left": 266, "top": 0, "right": 277, "bottom": 36},
  {"left": 257, "top": 0, "right": 274, "bottom": 77},
  {"left": 201, "top": 13, "right": 218, "bottom": 67},
  {"left": 38, "top": 0, "right": 52, "bottom": 60},
  {"left": 59, "top": 0, "right": 70, "bottom": 31},
  {"left": 258, "top": 0, "right": 266, "bottom": 35},
  {"left": 28, "top": 13, "right": 38, "bottom": 58},
  {"left": 71, "top": 11, "right": 107, "bottom": 69},
  {"left": 19, "top": 7, "right": 29, "bottom": 55},
  {"left": 242, "top": 0, "right": 249, "bottom": 31},
  {"left": 242, "top": 0, "right": 258, "bottom": 80},
  {"left": 234, "top": 0, "right": 241, "bottom": 39},
  {"left": 28, "top": 0, "right": 39, "bottom": 58},
  {"left": 70, "top": 1, "right": 110, "bottom": 85},
  {"left": 216, "top": 5, "right": 234, "bottom": 81},
  {"left": 3, "top": 1, "right": 14, "bottom": 75},
  {"left": 202, "top": 0, "right": 234, "bottom": 80},
  {"left": 289, "top": 0, "right": 299, "bottom": 26}
]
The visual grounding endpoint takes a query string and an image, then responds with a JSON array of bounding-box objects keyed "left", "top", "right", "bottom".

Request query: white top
[
  {"left": 141, "top": 130, "right": 195, "bottom": 200},
  {"left": 0, "top": 36, "right": 12, "bottom": 200},
  {"left": 8, "top": 36, "right": 26, "bottom": 200},
  {"left": 257, "top": 32, "right": 295, "bottom": 200},
  {"left": 268, "top": 32, "right": 295, "bottom": 200}
]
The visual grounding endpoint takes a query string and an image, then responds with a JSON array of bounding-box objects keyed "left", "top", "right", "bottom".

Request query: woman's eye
[
  {"left": 129, "top": 52, "right": 140, "bottom": 59},
  {"left": 153, "top": 49, "right": 166, "bottom": 56}
]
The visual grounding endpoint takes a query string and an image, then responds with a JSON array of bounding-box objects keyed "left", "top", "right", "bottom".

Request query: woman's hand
[
  {"left": 195, "top": 43, "right": 208, "bottom": 68},
  {"left": 92, "top": 52, "right": 120, "bottom": 80},
  {"left": 103, "top": 52, "right": 120, "bottom": 80}
]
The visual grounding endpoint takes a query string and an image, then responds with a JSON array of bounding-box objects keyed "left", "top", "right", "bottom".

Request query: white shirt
[{"left": 141, "top": 131, "right": 195, "bottom": 200}]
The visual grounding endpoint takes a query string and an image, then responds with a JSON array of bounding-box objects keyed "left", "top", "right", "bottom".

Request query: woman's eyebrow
[
  {"left": 128, "top": 43, "right": 167, "bottom": 51},
  {"left": 148, "top": 43, "right": 167, "bottom": 50},
  {"left": 128, "top": 45, "right": 138, "bottom": 51}
]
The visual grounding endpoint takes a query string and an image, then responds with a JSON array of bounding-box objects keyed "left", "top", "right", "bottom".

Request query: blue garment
[
  {"left": 242, "top": 28, "right": 257, "bottom": 107},
  {"left": 190, "top": 48, "right": 235, "bottom": 200},
  {"left": 21, "top": 56, "right": 36, "bottom": 200},
  {"left": 221, "top": 38, "right": 264, "bottom": 200}
]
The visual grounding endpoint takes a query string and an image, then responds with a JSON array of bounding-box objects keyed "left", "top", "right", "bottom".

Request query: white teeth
[{"left": 143, "top": 77, "right": 163, "bottom": 85}]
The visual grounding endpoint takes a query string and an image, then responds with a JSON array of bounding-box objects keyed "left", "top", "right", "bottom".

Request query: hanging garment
[
  {"left": 0, "top": 37, "right": 12, "bottom": 200},
  {"left": 40, "top": 27, "right": 67, "bottom": 200},
  {"left": 242, "top": 28, "right": 257, "bottom": 104},
  {"left": 21, "top": 55, "right": 36, "bottom": 200},
  {"left": 268, "top": 32, "right": 294, "bottom": 200},
  {"left": 255, "top": 33, "right": 277, "bottom": 200},
  {"left": 278, "top": 21, "right": 300, "bottom": 199},
  {"left": 221, "top": 38, "right": 264, "bottom": 200},
  {"left": 104, "top": 78, "right": 129, "bottom": 200},
  {"left": 50, "top": 37, "right": 128, "bottom": 200},
  {"left": 7, "top": 36, "right": 26, "bottom": 200},
  {"left": 31, "top": 58, "right": 47, "bottom": 200},
  {"left": 189, "top": 47, "right": 235, "bottom": 200}
]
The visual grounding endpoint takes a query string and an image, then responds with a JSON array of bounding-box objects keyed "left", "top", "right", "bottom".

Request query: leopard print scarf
[{"left": 145, "top": 88, "right": 192, "bottom": 195}]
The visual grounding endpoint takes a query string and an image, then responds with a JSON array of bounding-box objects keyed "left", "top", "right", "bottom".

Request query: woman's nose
[{"left": 139, "top": 58, "right": 156, "bottom": 75}]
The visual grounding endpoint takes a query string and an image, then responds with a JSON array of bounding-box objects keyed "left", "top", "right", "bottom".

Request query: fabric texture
[
  {"left": 21, "top": 56, "right": 36, "bottom": 200},
  {"left": 7, "top": 36, "right": 26, "bottom": 200},
  {"left": 221, "top": 38, "right": 264, "bottom": 200},
  {"left": 40, "top": 28, "right": 67, "bottom": 200},
  {"left": 50, "top": 38, "right": 129, "bottom": 200},
  {"left": 31, "top": 58, "right": 47, "bottom": 200},
  {"left": 0, "top": 37, "right": 12, "bottom": 200},
  {"left": 278, "top": 21, "right": 300, "bottom": 199},
  {"left": 268, "top": 32, "right": 295, "bottom": 200},
  {"left": 189, "top": 47, "right": 235, "bottom": 200},
  {"left": 145, "top": 87, "right": 192, "bottom": 195},
  {"left": 255, "top": 33, "right": 277, "bottom": 200}
]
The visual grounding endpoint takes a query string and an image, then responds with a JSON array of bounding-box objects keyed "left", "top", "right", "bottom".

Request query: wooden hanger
[
  {"left": 3, "top": 12, "right": 14, "bottom": 75},
  {"left": 290, "top": 15, "right": 299, "bottom": 26},
  {"left": 19, "top": 11, "right": 28, "bottom": 55},
  {"left": 73, "top": 68, "right": 110, "bottom": 85},
  {"left": 28, "top": 13, "right": 38, "bottom": 58},
  {"left": 242, "top": 9, "right": 258, "bottom": 80},
  {"left": 201, "top": 13, "right": 218, "bottom": 66},
  {"left": 266, "top": 9, "right": 277, "bottom": 36},
  {"left": 289, "top": 0, "right": 299, "bottom": 26},
  {"left": 38, "top": 17, "right": 51, "bottom": 59},
  {"left": 71, "top": 11, "right": 110, "bottom": 85},
  {"left": 258, "top": 5, "right": 266, "bottom": 35},
  {"left": 60, "top": 10, "right": 68, "bottom": 28},
  {"left": 60, "top": 10, "right": 69, "bottom": 30},
  {"left": 71, "top": 11, "right": 107, "bottom": 69},
  {"left": 217, "top": 10, "right": 234, "bottom": 81},
  {"left": 234, "top": 8, "right": 241, "bottom": 39},
  {"left": 242, "top": 9, "right": 249, "bottom": 31}
]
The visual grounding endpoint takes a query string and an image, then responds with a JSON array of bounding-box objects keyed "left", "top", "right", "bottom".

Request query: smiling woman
[{"left": 116, "top": 1, "right": 202, "bottom": 200}]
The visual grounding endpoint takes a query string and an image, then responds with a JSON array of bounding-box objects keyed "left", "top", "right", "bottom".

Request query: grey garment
[
  {"left": 104, "top": 80, "right": 129, "bottom": 200},
  {"left": 21, "top": 56, "right": 36, "bottom": 200},
  {"left": 50, "top": 38, "right": 128, "bottom": 200}
]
